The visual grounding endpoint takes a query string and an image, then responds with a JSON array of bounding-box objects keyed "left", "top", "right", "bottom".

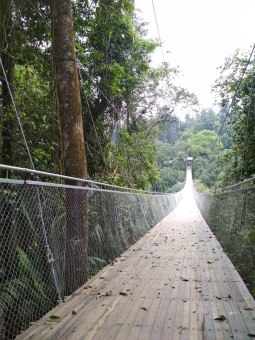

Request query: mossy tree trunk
[{"left": 52, "top": 0, "right": 88, "bottom": 294}]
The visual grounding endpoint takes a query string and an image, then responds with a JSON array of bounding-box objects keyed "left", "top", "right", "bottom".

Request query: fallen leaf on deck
[
  {"left": 49, "top": 315, "right": 60, "bottom": 320},
  {"left": 180, "top": 277, "right": 189, "bottom": 282},
  {"left": 214, "top": 315, "right": 226, "bottom": 321},
  {"left": 119, "top": 291, "right": 128, "bottom": 296}
]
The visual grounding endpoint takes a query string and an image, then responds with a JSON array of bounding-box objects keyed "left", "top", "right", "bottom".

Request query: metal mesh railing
[
  {"left": 194, "top": 181, "right": 255, "bottom": 299},
  {"left": 0, "top": 178, "right": 183, "bottom": 339}
]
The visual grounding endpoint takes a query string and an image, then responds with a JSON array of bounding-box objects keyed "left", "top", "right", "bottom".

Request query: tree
[
  {"left": 214, "top": 50, "right": 255, "bottom": 182},
  {"left": 155, "top": 110, "right": 229, "bottom": 191},
  {"left": 0, "top": 0, "right": 60, "bottom": 172},
  {"left": 109, "top": 128, "right": 159, "bottom": 189},
  {"left": 187, "top": 130, "right": 219, "bottom": 158},
  {"left": 75, "top": 0, "right": 159, "bottom": 179},
  {"left": 52, "top": 0, "right": 88, "bottom": 292},
  {"left": 52, "top": 0, "right": 87, "bottom": 180},
  {"left": 187, "top": 129, "right": 223, "bottom": 187},
  {"left": 192, "top": 109, "right": 216, "bottom": 132}
]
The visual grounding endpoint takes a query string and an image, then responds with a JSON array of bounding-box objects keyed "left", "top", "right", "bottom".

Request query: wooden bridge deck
[{"left": 18, "top": 173, "right": 255, "bottom": 339}]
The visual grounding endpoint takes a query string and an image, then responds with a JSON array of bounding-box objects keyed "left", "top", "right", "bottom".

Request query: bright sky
[{"left": 135, "top": 0, "right": 255, "bottom": 110}]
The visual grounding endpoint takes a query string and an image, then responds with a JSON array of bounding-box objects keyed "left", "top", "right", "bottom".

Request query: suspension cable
[
  {"left": 151, "top": 0, "right": 167, "bottom": 68},
  {"left": 151, "top": 0, "right": 176, "bottom": 101}
]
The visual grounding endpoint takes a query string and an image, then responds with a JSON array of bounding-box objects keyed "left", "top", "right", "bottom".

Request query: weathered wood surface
[{"left": 17, "top": 171, "right": 255, "bottom": 339}]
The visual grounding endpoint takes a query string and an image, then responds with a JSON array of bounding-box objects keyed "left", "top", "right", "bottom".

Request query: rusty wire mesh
[{"left": 0, "top": 178, "right": 183, "bottom": 339}]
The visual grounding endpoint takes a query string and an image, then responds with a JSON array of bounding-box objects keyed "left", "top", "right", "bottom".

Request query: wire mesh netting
[
  {"left": 0, "top": 178, "right": 183, "bottom": 339},
  {"left": 194, "top": 181, "right": 255, "bottom": 299}
]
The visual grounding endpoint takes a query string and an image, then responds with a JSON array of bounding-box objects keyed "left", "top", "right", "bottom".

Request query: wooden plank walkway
[{"left": 18, "top": 171, "right": 255, "bottom": 339}]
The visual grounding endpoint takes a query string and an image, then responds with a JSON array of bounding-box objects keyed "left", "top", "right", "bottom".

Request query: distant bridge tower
[{"left": 186, "top": 157, "right": 193, "bottom": 170}]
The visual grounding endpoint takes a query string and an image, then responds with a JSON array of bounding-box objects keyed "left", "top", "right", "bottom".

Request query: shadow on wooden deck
[{"left": 17, "top": 170, "right": 255, "bottom": 339}]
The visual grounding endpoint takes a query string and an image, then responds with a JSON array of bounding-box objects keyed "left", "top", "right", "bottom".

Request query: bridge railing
[
  {"left": 193, "top": 180, "right": 255, "bottom": 298},
  {"left": 0, "top": 169, "right": 183, "bottom": 339}
]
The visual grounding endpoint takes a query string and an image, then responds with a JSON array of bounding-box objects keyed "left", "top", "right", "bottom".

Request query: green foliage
[
  {"left": 0, "top": 247, "right": 57, "bottom": 339},
  {"left": 0, "top": 0, "right": 198, "bottom": 189},
  {"left": 191, "top": 109, "right": 217, "bottom": 132},
  {"left": 155, "top": 109, "right": 228, "bottom": 191},
  {"left": 187, "top": 130, "right": 221, "bottom": 157},
  {"left": 157, "top": 167, "right": 184, "bottom": 192},
  {"left": 214, "top": 49, "right": 255, "bottom": 183},
  {"left": 109, "top": 129, "right": 159, "bottom": 189},
  {"left": 12, "top": 65, "right": 59, "bottom": 171},
  {"left": 74, "top": 0, "right": 197, "bottom": 185},
  {"left": 0, "top": 1, "right": 59, "bottom": 173},
  {"left": 193, "top": 179, "right": 210, "bottom": 193},
  {"left": 75, "top": 0, "right": 162, "bottom": 183}
]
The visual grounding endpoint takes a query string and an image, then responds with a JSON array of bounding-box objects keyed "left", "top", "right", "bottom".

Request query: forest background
[{"left": 1, "top": 0, "right": 254, "bottom": 192}]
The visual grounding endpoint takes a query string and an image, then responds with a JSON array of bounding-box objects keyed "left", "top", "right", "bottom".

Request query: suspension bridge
[{"left": 1, "top": 164, "right": 254, "bottom": 339}]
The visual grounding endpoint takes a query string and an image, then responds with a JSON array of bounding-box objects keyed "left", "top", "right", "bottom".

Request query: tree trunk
[
  {"left": 52, "top": 0, "right": 87, "bottom": 179},
  {"left": 52, "top": 0, "right": 88, "bottom": 294}
]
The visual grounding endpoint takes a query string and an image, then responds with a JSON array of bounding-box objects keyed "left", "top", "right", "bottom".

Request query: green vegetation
[
  {"left": 0, "top": 0, "right": 197, "bottom": 190},
  {"left": 1, "top": 0, "right": 255, "bottom": 337},
  {"left": 0, "top": 3, "right": 254, "bottom": 191},
  {"left": 155, "top": 109, "right": 231, "bottom": 192},
  {"left": 214, "top": 49, "right": 255, "bottom": 184}
]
